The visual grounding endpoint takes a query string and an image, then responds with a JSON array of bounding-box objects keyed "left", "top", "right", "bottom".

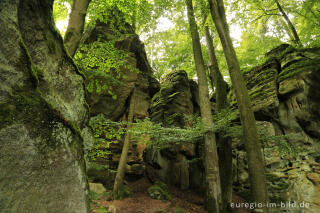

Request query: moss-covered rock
[
  {"left": 149, "top": 70, "right": 195, "bottom": 127},
  {"left": 80, "top": 18, "right": 159, "bottom": 184},
  {"left": 87, "top": 162, "right": 116, "bottom": 189},
  {"left": 0, "top": 1, "right": 89, "bottom": 212},
  {"left": 231, "top": 44, "right": 320, "bottom": 212},
  {"left": 146, "top": 70, "right": 204, "bottom": 191},
  {"left": 89, "top": 182, "right": 107, "bottom": 195},
  {"left": 80, "top": 21, "right": 159, "bottom": 121},
  {"left": 147, "top": 181, "right": 171, "bottom": 201}
]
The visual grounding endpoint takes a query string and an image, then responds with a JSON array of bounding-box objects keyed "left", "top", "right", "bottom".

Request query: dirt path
[
  {"left": 90, "top": 178, "right": 250, "bottom": 213},
  {"left": 90, "top": 178, "right": 207, "bottom": 213}
]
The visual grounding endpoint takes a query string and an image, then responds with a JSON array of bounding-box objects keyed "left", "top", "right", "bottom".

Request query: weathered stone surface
[
  {"left": 135, "top": 44, "right": 320, "bottom": 212},
  {"left": 81, "top": 21, "right": 159, "bottom": 121},
  {"left": 233, "top": 121, "right": 320, "bottom": 212},
  {"left": 87, "top": 162, "right": 116, "bottom": 189},
  {"left": 0, "top": 0, "right": 89, "bottom": 212},
  {"left": 81, "top": 20, "right": 159, "bottom": 183},
  {"left": 89, "top": 182, "right": 107, "bottom": 195},
  {"left": 150, "top": 70, "right": 196, "bottom": 127},
  {"left": 244, "top": 59, "right": 279, "bottom": 118},
  {"left": 147, "top": 70, "right": 204, "bottom": 190},
  {"left": 231, "top": 45, "right": 320, "bottom": 212}
]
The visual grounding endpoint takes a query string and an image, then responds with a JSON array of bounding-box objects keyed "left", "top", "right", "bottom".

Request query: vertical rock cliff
[
  {"left": 0, "top": 1, "right": 89, "bottom": 212},
  {"left": 80, "top": 19, "right": 160, "bottom": 187},
  {"left": 230, "top": 44, "right": 320, "bottom": 212}
]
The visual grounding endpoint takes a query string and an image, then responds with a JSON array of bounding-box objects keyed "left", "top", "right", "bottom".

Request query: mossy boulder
[
  {"left": 89, "top": 183, "right": 107, "bottom": 195},
  {"left": 0, "top": 0, "right": 89, "bottom": 212},
  {"left": 147, "top": 181, "right": 171, "bottom": 201},
  {"left": 87, "top": 162, "right": 116, "bottom": 189}
]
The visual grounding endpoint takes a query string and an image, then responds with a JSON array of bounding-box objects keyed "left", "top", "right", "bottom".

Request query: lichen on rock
[
  {"left": 230, "top": 44, "right": 320, "bottom": 212},
  {"left": 0, "top": 0, "right": 89, "bottom": 212}
]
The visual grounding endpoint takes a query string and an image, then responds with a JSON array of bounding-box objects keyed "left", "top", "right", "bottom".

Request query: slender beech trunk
[
  {"left": 273, "top": 0, "right": 301, "bottom": 46},
  {"left": 64, "top": 0, "right": 91, "bottom": 57},
  {"left": 113, "top": 88, "right": 136, "bottom": 198},
  {"left": 204, "top": 25, "right": 232, "bottom": 212},
  {"left": 208, "top": 0, "right": 269, "bottom": 212},
  {"left": 132, "top": 4, "right": 137, "bottom": 32},
  {"left": 204, "top": 25, "right": 228, "bottom": 108},
  {"left": 185, "top": 0, "right": 222, "bottom": 212}
]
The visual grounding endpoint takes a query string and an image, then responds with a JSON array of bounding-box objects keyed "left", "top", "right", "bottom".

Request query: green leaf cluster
[
  {"left": 75, "top": 38, "right": 137, "bottom": 96},
  {"left": 259, "top": 131, "right": 303, "bottom": 159},
  {"left": 130, "top": 109, "right": 238, "bottom": 149},
  {"left": 88, "top": 115, "right": 126, "bottom": 161},
  {"left": 88, "top": 110, "right": 300, "bottom": 161}
]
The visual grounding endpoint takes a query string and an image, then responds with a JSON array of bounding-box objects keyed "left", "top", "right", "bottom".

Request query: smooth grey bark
[
  {"left": 273, "top": 0, "right": 301, "bottom": 46},
  {"left": 204, "top": 25, "right": 232, "bottom": 212},
  {"left": 113, "top": 88, "right": 136, "bottom": 198},
  {"left": 204, "top": 25, "right": 228, "bottom": 109},
  {"left": 185, "top": 0, "right": 222, "bottom": 212},
  {"left": 0, "top": 0, "right": 89, "bottom": 212},
  {"left": 64, "top": 0, "right": 91, "bottom": 57},
  {"left": 207, "top": 0, "right": 269, "bottom": 212}
]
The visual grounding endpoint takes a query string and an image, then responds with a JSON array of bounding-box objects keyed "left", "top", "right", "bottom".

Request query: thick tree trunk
[
  {"left": 64, "top": 0, "right": 91, "bottom": 57},
  {"left": 208, "top": 0, "right": 269, "bottom": 212},
  {"left": 204, "top": 26, "right": 232, "bottom": 212},
  {"left": 185, "top": 0, "right": 222, "bottom": 212},
  {"left": 0, "top": 0, "right": 89, "bottom": 212},
  {"left": 113, "top": 88, "right": 136, "bottom": 198},
  {"left": 273, "top": 0, "right": 301, "bottom": 46}
]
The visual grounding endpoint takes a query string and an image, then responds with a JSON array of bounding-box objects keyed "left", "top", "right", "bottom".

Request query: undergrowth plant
[
  {"left": 75, "top": 38, "right": 138, "bottom": 98},
  {"left": 88, "top": 114, "right": 126, "bottom": 161},
  {"left": 88, "top": 108, "right": 300, "bottom": 161}
]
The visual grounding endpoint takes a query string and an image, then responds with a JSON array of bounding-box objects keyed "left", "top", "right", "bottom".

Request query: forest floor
[
  {"left": 90, "top": 178, "right": 250, "bottom": 213},
  {"left": 90, "top": 177, "right": 206, "bottom": 213}
]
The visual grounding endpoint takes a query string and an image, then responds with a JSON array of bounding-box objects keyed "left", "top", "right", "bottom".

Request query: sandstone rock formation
[
  {"left": 231, "top": 44, "right": 320, "bottom": 212},
  {"left": 81, "top": 21, "right": 159, "bottom": 121},
  {"left": 81, "top": 19, "right": 159, "bottom": 187},
  {"left": 0, "top": 0, "right": 89, "bottom": 212},
  {"left": 146, "top": 70, "right": 205, "bottom": 191},
  {"left": 146, "top": 45, "right": 320, "bottom": 212},
  {"left": 150, "top": 70, "right": 199, "bottom": 127}
]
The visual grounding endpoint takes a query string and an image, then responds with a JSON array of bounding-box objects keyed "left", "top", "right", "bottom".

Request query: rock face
[
  {"left": 0, "top": 1, "right": 89, "bottom": 212},
  {"left": 81, "top": 21, "right": 159, "bottom": 121},
  {"left": 81, "top": 19, "right": 159, "bottom": 187},
  {"left": 146, "top": 45, "right": 320, "bottom": 212},
  {"left": 146, "top": 71, "right": 205, "bottom": 191},
  {"left": 150, "top": 70, "right": 198, "bottom": 127},
  {"left": 231, "top": 44, "right": 320, "bottom": 212}
]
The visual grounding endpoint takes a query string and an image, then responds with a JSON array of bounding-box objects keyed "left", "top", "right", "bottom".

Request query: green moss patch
[
  {"left": 147, "top": 181, "right": 171, "bottom": 201},
  {"left": 278, "top": 58, "right": 320, "bottom": 82}
]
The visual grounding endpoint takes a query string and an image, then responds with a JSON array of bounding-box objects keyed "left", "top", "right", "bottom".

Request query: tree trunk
[
  {"left": 64, "top": 0, "right": 91, "bottom": 57},
  {"left": 132, "top": 3, "right": 137, "bottom": 32},
  {"left": 0, "top": 0, "right": 89, "bottom": 212},
  {"left": 273, "top": 0, "right": 301, "bottom": 46},
  {"left": 208, "top": 0, "right": 269, "bottom": 212},
  {"left": 204, "top": 25, "right": 232, "bottom": 212},
  {"left": 204, "top": 26, "right": 228, "bottom": 110},
  {"left": 185, "top": 0, "right": 222, "bottom": 212},
  {"left": 113, "top": 88, "right": 136, "bottom": 198}
]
